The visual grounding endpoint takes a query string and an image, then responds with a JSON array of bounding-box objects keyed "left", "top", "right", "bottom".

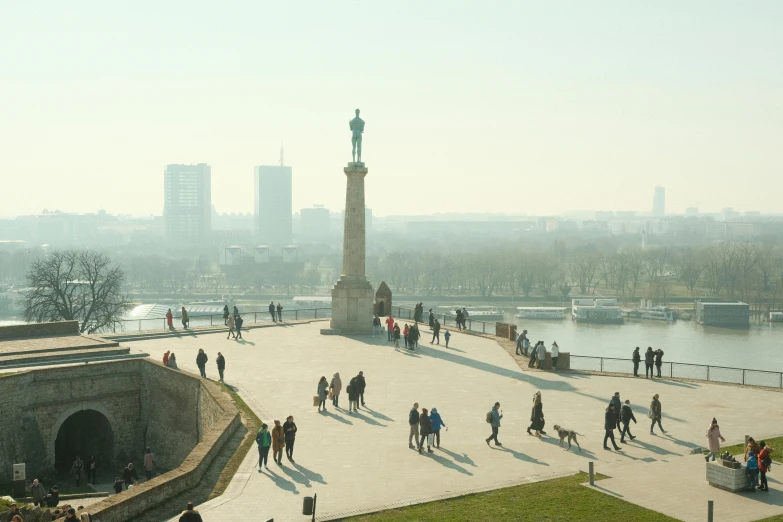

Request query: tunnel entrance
[{"left": 54, "top": 409, "right": 115, "bottom": 473}]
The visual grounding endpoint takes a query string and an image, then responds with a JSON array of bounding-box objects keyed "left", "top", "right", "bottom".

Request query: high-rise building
[
  {"left": 300, "top": 205, "right": 330, "bottom": 242},
  {"left": 254, "top": 165, "right": 292, "bottom": 245},
  {"left": 652, "top": 186, "right": 665, "bottom": 216},
  {"left": 163, "top": 163, "right": 211, "bottom": 243}
]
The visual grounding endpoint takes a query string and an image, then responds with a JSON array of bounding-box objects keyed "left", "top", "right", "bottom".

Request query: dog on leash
[{"left": 553, "top": 424, "right": 583, "bottom": 452}]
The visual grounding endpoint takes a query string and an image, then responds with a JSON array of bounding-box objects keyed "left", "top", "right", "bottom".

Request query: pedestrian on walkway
[
  {"left": 269, "top": 301, "right": 276, "bottom": 322},
  {"left": 536, "top": 341, "right": 547, "bottom": 369},
  {"left": 603, "top": 404, "right": 622, "bottom": 451},
  {"left": 223, "top": 305, "right": 230, "bottom": 325},
  {"left": 123, "top": 462, "right": 138, "bottom": 489},
  {"left": 620, "top": 400, "right": 637, "bottom": 443},
  {"left": 428, "top": 309, "right": 435, "bottom": 329},
  {"left": 284, "top": 416, "right": 298, "bottom": 462},
  {"left": 226, "top": 314, "right": 236, "bottom": 339},
  {"left": 373, "top": 315, "right": 382, "bottom": 337},
  {"left": 486, "top": 402, "right": 503, "bottom": 446},
  {"left": 30, "top": 478, "right": 46, "bottom": 507},
  {"left": 166, "top": 309, "right": 174, "bottom": 330},
  {"left": 528, "top": 341, "right": 539, "bottom": 368},
  {"left": 516, "top": 330, "right": 528, "bottom": 355},
  {"left": 419, "top": 408, "right": 433, "bottom": 453},
  {"left": 430, "top": 407, "right": 446, "bottom": 448},
  {"left": 455, "top": 309, "right": 463, "bottom": 331},
  {"left": 462, "top": 308, "right": 469, "bottom": 329},
  {"left": 272, "top": 420, "right": 285, "bottom": 465},
  {"left": 551, "top": 342, "right": 560, "bottom": 370},
  {"left": 70, "top": 456, "right": 84, "bottom": 486},
  {"left": 347, "top": 375, "right": 360, "bottom": 413},
  {"left": 527, "top": 392, "right": 545, "bottom": 437},
  {"left": 444, "top": 330, "right": 451, "bottom": 348},
  {"left": 144, "top": 447, "right": 155, "bottom": 480},
  {"left": 747, "top": 450, "right": 760, "bottom": 491},
  {"left": 705, "top": 418, "right": 725, "bottom": 462},
  {"left": 655, "top": 349, "right": 664, "bottom": 378},
  {"left": 758, "top": 441, "right": 772, "bottom": 491},
  {"left": 409, "top": 403, "right": 421, "bottom": 449},
  {"left": 196, "top": 349, "right": 208, "bottom": 378},
  {"left": 216, "top": 352, "right": 225, "bottom": 382},
  {"left": 403, "top": 323, "right": 409, "bottom": 349},
  {"left": 233, "top": 305, "right": 239, "bottom": 319},
  {"left": 330, "top": 373, "right": 342, "bottom": 408},
  {"left": 235, "top": 314, "right": 243, "bottom": 339},
  {"left": 393, "top": 323, "right": 401, "bottom": 349},
  {"left": 386, "top": 315, "right": 395, "bottom": 341},
  {"left": 317, "top": 376, "right": 329, "bottom": 411},
  {"left": 409, "top": 322, "right": 420, "bottom": 350},
  {"left": 645, "top": 347, "right": 655, "bottom": 378},
  {"left": 166, "top": 352, "right": 178, "bottom": 369},
  {"left": 357, "top": 371, "right": 366, "bottom": 406},
  {"left": 277, "top": 302, "right": 283, "bottom": 322},
  {"left": 431, "top": 319, "right": 441, "bottom": 344},
  {"left": 632, "top": 347, "right": 641, "bottom": 377},
  {"left": 88, "top": 454, "right": 97, "bottom": 484},
  {"left": 179, "top": 502, "right": 204, "bottom": 522},
  {"left": 649, "top": 394, "right": 665, "bottom": 434},
  {"left": 256, "top": 423, "right": 271, "bottom": 470},
  {"left": 163, "top": 351, "right": 170, "bottom": 366},
  {"left": 112, "top": 478, "right": 123, "bottom": 494},
  {"left": 181, "top": 307, "right": 189, "bottom": 329},
  {"left": 609, "top": 392, "right": 622, "bottom": 430}
]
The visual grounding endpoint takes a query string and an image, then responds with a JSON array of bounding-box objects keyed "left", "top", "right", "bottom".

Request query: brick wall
[{"left": 0, "top": 320, "right": 79, "bottom": 339}]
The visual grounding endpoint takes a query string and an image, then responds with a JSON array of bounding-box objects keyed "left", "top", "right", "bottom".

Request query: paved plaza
[{"left": 116, "top": 322, "right": 783, "bottom": 521}]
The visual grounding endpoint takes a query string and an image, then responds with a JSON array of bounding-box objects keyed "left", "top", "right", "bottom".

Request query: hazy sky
[{"left": 2, "top": 1, "right": 781, "bottom": 218}]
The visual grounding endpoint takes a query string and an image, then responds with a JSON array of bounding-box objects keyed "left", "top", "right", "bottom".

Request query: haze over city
[{"left": 2, "top": 1, "right": 781, "bottom": 218}]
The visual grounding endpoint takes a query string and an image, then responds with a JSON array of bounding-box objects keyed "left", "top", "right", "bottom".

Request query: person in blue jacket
[
  {"left": 429, "top": 408, "right": 447, "bottom": 448},
  {"left": 746, "top": 450, "right": 760, "bottom": 491}
]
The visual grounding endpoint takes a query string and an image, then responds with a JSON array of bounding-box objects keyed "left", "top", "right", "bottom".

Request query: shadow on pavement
[
  {"left": 321, "top": 410, "right": 354, "bottom": 425},
  {"left": 493, "top": 445, "right": 550, "bottom": 466},
  {"left": 590, "top": 484, "right": 625, "bottom": 498},
  {"left": 423, "top": 451, "right": 474, "bottom": 476},
  {"left": 293, "top": 463, "right": 327, "bottom": 485},
  {"left": 261, "top": 467, "right": 300, "bottom": 495},
  {"left": 279, "top": 464, "right": 314, "bottom": 488},
  {"left": 350, "top": 410, "right": 387, "bottom": 427},
  {"left": 663, "top": 433, "right": 702, "bottom": 451},
  {"left": 540, "top": 435, "right": 598, "bottom": 460},
  {"left": 235, "top": 339, "right": 256, "bottom": 346},
  {"left": 629, "top": 438, "right": 680, "bottom": 456},
  {"left": 652, "top": 379, "right": 700, "bottom": 389},
  {"left": 438, "top": 447, "right": 477, "bottom": 467},
  {"left": 361, "top": 406, "right": 395, "bottom": 422}
]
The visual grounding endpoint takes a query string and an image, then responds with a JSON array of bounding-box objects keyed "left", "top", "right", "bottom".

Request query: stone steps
[
  {"left": 0, "top": 346, "right": 142, "bottom": 369},
  {"left": 0, "top": 336, "right": 119, "bottom": 356}
]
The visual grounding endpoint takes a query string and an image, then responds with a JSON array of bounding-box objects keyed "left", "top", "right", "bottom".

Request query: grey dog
[{"left": 553, "top": 424, "right": 583, "bottom": 452}]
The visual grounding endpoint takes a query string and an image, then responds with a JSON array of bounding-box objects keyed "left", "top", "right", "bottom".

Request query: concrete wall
[{"left": 0, "top": 320, "right": 79, "bottom": 339}]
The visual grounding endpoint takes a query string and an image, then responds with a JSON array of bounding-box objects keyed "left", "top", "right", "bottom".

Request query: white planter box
[{"left": 706, "top": 460, "right": 748, "bottom": 492}]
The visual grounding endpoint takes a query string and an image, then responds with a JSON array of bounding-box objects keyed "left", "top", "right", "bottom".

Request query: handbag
[
  {"left": 313, "top": 395, "right": 319, "bottom": 407},
  {"left": 328, "top": 391, "right": 334, "bottom": 400},
  {"left": 647, "top": 409, "right": 654, "bottom": 419}
]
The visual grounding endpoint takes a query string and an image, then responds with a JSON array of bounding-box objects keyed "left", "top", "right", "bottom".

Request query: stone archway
[{"left": 49, "top": 403, "right": 120, "bottom": 472}]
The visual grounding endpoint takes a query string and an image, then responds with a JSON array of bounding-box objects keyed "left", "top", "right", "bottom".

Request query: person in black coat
[
  {"left": 431, "top": 320, "right": 441, "bottom": 344},
  {"left": 527, "top": 392, "right": 546, "bottom": 437},
  {"left": 655, "top": 349, "right": 664, "bottom": 377},
  {"left": 409, "top": 323, "right": 420, "bottom": 350},
  {"left": 196, "top": 349, "right": 208, "bottom": 378},
  {"left": 632, "top": 347, "right": 641, "bottom": 377},
  {"left": 357, "top": 371, "right": 366, "bottom": 406},
  {"left": 419, "top": 408, "right": 433, "bottom": 453},
  {"left": 603, "top": 404, "right": 622, "bottom": 451},
  {"left": 620, "top": 399, "right": 637, "bottom": 443},
  {"left": 222, "top": 305, "right": 230, "bottom": 325},
  {"left": 216, "top": 352, "right": 225, "bottom": 382},
  {"left": 644, "top": 347, "right": 655, "bottom": 378},
  {"left": 283, "top": 416, "right": 298, "bottom": 462}
]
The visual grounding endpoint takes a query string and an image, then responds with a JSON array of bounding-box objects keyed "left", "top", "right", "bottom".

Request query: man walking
[
  {"left": 357, "top": 370, "right": 367, "bottom": 406},
  {"left": 485, "top": 402, "right": 503, "bottom": 446},
  {"left": 408, "top": 403, "right": 421, "bottom": 449},
  {"left": 632, "top": 347, "right": 641, "bottom": 377},
  {"left": 386, "top": 315, "right": 395, "bottom": 341},
  {"left": 431, "top": 319, "right": 441, "bottom": 344},
  {"left": 603, "top": 404, "right": 622, "bottom": 451},
  {"left": 216, "top": 352, "right": 225, "bottom": 382},
  {"left": 268, "top": 301, "right": 276, "bottom": 322},
  {"left": 196, "top": 349, "right": 208, "bottom": 378},
  {"left": 609, "top": 392, "right": 622, "bottom": 430},
  {"left": 372, "top": 315, "right": 382, "bottom": 337},
  {"left": 226, "top": 314, "right": 236, "bottom": 339},
  {"left": 645, "top": 347, "right": 655, "bottom": 378},
  {"left": 409, "top": 322, "right": 420, "bottom": 350},
  {"left": 235, "top": 314, "right": 243, "bottom": 339},
  {"left": 256, "top": 423, "right": 271, "bottom": 470},
  {"left": 620, "top": 399, "right": 637, "bottom": 443}
]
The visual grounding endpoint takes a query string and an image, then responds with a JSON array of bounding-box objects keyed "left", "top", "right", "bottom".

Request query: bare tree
[
  {"left": 568, "top": 250, "right": 601, "bottom": 294},
  {"left": 23, "top": 250, "right": 132, "bottom": 333},
  {"left": 675, "top": 247, "right": 706, "bottom": 298}
]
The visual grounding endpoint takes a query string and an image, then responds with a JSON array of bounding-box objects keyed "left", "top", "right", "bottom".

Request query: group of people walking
[
  {"left": 632, "top": 346, "right": 665, "bottom": 378},
  {"left": 223, "top": 304, "right": 245, "bottom": 339},
  {"left": 376, "top": 314, "right": 452, "bottom": 350},
  {"left": 409, "top": 402, "right": 447, "bottom": 453},
  {"left": 515, "top": 330, "right": 560, "bottom": 370},
  {"left": 255, "top": 416, "right": 298, "bottom": 469},
  {"left": 268, "top": 301, "right": 284, "bottom": 322},
  {"left": 316, "top": 372, "right": 367, "bottom": 413},
  {"left": 165, "top": 307, "right": 191, "bottom": 330},
  {"left": 603, "top": 392, "right": 665, "bottom": 451},
  {"left": 163, "top": 349, "right": 226, "bottom": 382}
]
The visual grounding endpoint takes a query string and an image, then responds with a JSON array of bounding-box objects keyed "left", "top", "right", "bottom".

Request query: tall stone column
[{"left": 323, "top": 163, "right": 374, "bottom": 334}]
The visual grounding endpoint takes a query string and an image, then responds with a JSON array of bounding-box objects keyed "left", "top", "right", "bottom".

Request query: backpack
[
  {"left": 486, "top": 411, "right": 493, "bottom": 423},
  {"left": 762, "top": 454, "right": 773, "bottom": 468}
]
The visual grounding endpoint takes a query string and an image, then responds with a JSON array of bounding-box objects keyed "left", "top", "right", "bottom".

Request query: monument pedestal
[{"left": 321, "top": 162, "right": 374, "bottom": 335}]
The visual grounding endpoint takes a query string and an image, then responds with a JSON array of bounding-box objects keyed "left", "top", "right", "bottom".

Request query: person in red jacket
[
  {"left": 758, "top": 441, "right": 773, "bottom": 491},
  {"left": 385, "top": 316, "right": 395, "bottom": 341}
]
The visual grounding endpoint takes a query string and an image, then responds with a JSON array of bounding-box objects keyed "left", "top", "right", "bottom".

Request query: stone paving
[{"left": 114, "top": 323, "right": 783, "bottom": 521}]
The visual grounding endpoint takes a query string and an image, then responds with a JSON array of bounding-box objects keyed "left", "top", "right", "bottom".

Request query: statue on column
[{"left": 349, "top": 109, "right": 365, "bottom": 163}]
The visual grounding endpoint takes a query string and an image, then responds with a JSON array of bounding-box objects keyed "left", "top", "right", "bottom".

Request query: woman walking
[
  {"left": 551, "top": 342, "right": 559, "bottom": 370},
  {"left": 403, "top": 324, "right": 409, "bottom": 349},
  {"left": 317, "top": 376, "right": 329, "bottom": 412},
  {"left": 649, "top": 394, "right": 665, "bottom": 434},
  {"left": 223, "top": 305, "right": 230, "bottom": 325},
  {"left": 283, "top": 416, "right": 298, "bottom": 462},
  {"left": 330, "top": 372, "right": 342, "bottom": 408},
  {"left": 430, "top": 407, "right": 446, "bottom": 448},
  {"left": 226, "top": 314, "right": 236, "bottom": 339},
  {"left": 705, "top": 418, "right": 725, "bottom": 462},
  {"left": 393, "top": 323, "right": 401, "bottom": 350},
  {"left": 180, "top": 306, "right": 189, "bottom": 329},
  {"left": 527, "top": 392, "right": 545, "bottom": 437},
  {"left": 166, "top": 308, "right": 174, "bottom": 330},
  {"left": 419, "top": 408, "right": 433, "bottom": 454},
  {"left": 272, "top": 420, "right": 286, "bottom": 465}
]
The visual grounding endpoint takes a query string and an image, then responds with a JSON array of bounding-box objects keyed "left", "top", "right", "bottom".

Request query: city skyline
[{"left": 2, "top": 2, "right": 781, "bottom": 217}]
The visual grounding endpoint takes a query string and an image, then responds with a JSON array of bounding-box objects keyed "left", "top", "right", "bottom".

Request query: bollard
[
  {"left": 589, "top": 461, "right": 595, "bottom": 486},
  {"left": 707, "top": 500, "right": 713, "bottom": 522}
]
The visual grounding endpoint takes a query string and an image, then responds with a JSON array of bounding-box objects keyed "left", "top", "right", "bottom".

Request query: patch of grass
[
  {"left": 343, "top": 472, "right": 679, "bottom": 522},
  {"left": 208, "top": 383, "right": 261, "bottom": 499},
  {"left": 707, "top": 436, "right": 783, "bottom": 464}
]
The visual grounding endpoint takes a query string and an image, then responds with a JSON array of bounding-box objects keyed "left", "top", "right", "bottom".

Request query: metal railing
[
  {"left": 569, "top": 355, "right": 783, "bottom": 388},
  {"left": 391, "top": 306, "right": 498, "bottom": 336},
  {"left": 111, "top": 307, "right": 331, "bottom": 333}
]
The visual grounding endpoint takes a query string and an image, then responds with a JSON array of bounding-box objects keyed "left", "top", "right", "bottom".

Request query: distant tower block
[{"left": 375, "top": 282, "right": 392, "bottom": 317}]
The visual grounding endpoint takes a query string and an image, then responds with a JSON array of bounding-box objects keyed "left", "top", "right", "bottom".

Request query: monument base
[{"left": 321, "top": 276, "right": 374, "bottom": 335}]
